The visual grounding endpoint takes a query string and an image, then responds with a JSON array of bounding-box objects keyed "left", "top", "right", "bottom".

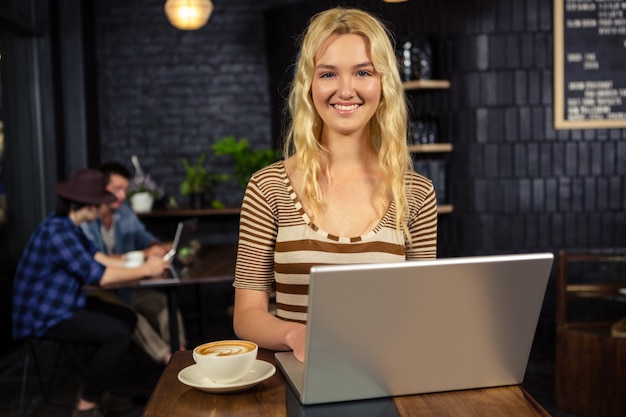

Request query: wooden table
[{"left": 143, "top": 350, "right": 551, "bottom": 417}]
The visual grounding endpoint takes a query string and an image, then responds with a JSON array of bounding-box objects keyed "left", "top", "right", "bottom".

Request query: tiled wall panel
[{"left": 434, "top": 0, "right": 626, "bottom": 259}]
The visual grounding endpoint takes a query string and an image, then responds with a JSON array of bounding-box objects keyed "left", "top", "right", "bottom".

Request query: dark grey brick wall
[
  {"left": 92, "top": 0, "right": 294, "bottom": 207},
  {"left": 396, "top": 0, "right": 626, "bottom": 258}
]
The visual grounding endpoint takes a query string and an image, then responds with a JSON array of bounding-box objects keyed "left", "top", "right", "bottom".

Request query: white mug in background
[{"left": 123, "top": 250, "right": 145, "bottom": 268}]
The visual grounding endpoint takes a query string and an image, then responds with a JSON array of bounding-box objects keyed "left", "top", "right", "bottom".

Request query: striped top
[{"left": 234, "top": 161, "right": 438, "bottom": 323}]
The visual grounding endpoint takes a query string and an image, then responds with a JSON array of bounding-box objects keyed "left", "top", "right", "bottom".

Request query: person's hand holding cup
[{"left": 192, "top": 340, "right": 258, "bottom": 384}]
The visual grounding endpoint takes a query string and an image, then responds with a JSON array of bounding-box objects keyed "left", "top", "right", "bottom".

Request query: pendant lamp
[{"left": 164, "top": 0, "right": 213, "bottom": 30}]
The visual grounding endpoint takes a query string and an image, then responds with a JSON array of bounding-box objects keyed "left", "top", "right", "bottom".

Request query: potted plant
[
  {"left": 212, "top": 135, "right": 277, "bottom": 189},
  {"left": 127, "top": 174, "right": 163, "bottom": 213},
  {"left": 179, "top": 152, "right": 227, "bottom": 209}
]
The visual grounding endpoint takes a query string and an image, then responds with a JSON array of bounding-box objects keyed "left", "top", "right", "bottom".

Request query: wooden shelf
[
  {"left": 560, "top": 253, "right": 626, "bottom": 262},
  {"left": 565, "top": 283, "right": 626, "bottom": 298},
  {"left": 138, "top": 208, "right": 241, "bottom": 218},
  {"left": 408, "top": 143, "right": 453, "bottom": 153},
  {"left": 405, "top": 80, "right": 452, "bottom": 213},
  {"left": 563, "top": 323, "right": 617, "bottom": 333},
  {"left": 437, "top": 204, "right": 453, "bottom": 214},
  {"left": 403, "top": 79, "right": 450, "bottom": 90},
  {"left": 557, "top": 251, "right": 626, "bottom": 327},
  {"left": 141, "top": 205, "right": 454, "bottom": 217}
]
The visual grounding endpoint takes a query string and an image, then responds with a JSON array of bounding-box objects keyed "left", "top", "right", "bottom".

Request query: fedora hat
[{"left": 55, "top": 169, "right": 117, "bottom": 205}]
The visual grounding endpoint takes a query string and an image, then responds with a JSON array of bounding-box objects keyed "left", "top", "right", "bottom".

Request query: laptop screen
[{"left": 276, "top": 252, "right": 554, "bottom": 405}]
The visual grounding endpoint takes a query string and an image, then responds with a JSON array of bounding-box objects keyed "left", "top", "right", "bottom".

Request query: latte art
[
  {"left": 193, "top": 340, "right": 258, "bottom": 383},
  {"left": 196, "top": 341, "right": 256, "bottom": 357}
]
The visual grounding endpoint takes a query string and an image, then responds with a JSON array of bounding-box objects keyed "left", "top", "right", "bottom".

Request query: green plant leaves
[
  {"left": 179, "top": 152, "right": 227, "bottom": 195},
  {"left": 212, "top": 135, "right": 277, "bottom": 189}
]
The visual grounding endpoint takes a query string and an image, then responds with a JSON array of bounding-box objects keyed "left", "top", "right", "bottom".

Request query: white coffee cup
[
  {"left": 192, "top": 340, "right": 258, "bottom": 384},
  {"left": 123, "top": 250, "right": 145, "bottom": 268}
]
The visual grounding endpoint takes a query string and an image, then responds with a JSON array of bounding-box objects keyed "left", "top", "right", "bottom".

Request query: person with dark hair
[
  {"left": 12, "top": 169, "right": 170, "bottom": 417},
  {"left": 87, "top": 161, "right": 162, "bottom": 255},
  {"left": 81, "top": 161, "right": 186, "bottom": 365}
]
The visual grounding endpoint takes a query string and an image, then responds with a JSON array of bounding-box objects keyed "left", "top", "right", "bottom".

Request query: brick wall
[
  {"left": 435, "top": 0, "right": 626, "bottom": 258},
  {"left": 92, "top": 0, "right": 293, "bottom": 208}
]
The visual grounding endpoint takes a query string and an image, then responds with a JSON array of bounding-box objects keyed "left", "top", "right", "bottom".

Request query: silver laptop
[
  {"left": 275, "top": 252, "right": 554, "bottom": 405},
  {"left": 140, "top": 218, "right": 198, "bottom": 285},
  {"left": 166, "top": 220, "right": 185, "bottom": 260}
]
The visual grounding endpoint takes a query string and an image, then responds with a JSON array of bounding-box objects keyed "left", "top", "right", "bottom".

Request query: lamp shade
[{"left": 164, "top": 0, "right": 213, "bottom": 30}]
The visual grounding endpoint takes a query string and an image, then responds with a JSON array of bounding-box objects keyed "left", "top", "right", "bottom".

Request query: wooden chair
[{"left": 555, "top": 249, "right": 626, "bottom": 417}]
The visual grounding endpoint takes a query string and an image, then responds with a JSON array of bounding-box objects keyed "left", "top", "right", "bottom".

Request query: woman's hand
[
  {"left": 233, "top": 288, "right": 308, "bottom": 361},
  {"left": 285, "top": 324, "right": 307, "bottom": 362}
]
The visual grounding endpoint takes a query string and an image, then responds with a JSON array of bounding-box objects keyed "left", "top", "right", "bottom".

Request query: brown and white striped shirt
[{"left": 234, "top": 161, "right": 438, "bottom": 323}]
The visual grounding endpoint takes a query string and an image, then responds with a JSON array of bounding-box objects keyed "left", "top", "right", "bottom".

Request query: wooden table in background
[
  {"left": 145, "top": 243, "right": 238, "bottom": 352},
  {"left": 95, "top": 243, "right": 238, "bottom": 353},
  {"left": 137, "top": 207, "right": 241, "bottom": 219},
  {"left": 143, "top": 350, "right": 551, "bottom": 417}
]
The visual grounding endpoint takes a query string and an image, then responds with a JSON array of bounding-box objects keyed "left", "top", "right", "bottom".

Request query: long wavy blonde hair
[{"left": 283, "top": 7, "right": 412, "bottom": 238}]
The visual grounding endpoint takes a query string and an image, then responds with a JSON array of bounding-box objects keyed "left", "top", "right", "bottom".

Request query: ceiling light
[{"left": 164, "top": 0, "right": 213, "bottom": 30}]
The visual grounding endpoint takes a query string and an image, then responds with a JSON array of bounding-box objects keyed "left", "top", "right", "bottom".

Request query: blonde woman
[{"left": 233, "top": 7, "right": 438, "bottom": 361}]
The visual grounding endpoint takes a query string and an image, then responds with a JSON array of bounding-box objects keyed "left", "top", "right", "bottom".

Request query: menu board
[{"left": 554, "top": 0, "right": 626, "bottom": 129}]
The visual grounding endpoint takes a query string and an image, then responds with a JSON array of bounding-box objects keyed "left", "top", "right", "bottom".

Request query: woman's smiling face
[{"left": 311, "top": 33, "right": 381, "bottom": 138}]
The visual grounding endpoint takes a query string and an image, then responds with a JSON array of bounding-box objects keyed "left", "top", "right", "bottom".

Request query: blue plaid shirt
[{"left": 12, "top": 213, "right": 106, "bottom": 339}]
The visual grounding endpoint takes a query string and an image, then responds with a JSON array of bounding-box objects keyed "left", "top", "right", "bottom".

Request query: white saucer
[{"left": 177, "top": 360, "right": 276, "bottom": 393}]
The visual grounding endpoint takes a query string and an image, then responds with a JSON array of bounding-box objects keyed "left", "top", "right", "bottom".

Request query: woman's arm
[
  {"left": 233, "top": 288, "right": 307, "bottom": 361},
  {"left": 233, "top": 166, "right": 308, "bottom": 358},
  {"left": 406, "top": 175, "right": 438, "bottom": 260}
]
